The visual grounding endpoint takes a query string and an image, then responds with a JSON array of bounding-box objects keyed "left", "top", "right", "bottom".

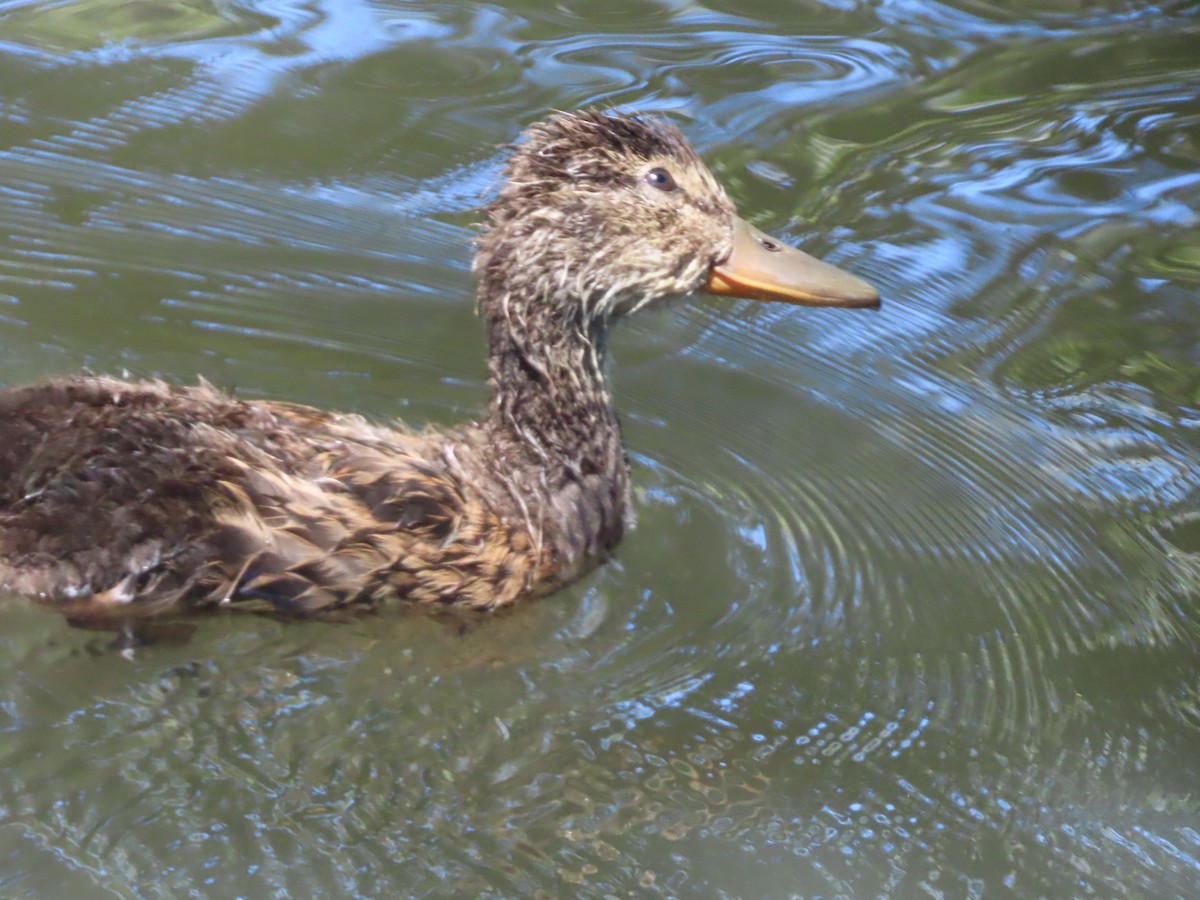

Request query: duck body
[
  {"left": 0, "top": 374, "right": 627, "bottom": 621},
  {"left": 0, "top": 110, "right": 877, "bottom": 623}
]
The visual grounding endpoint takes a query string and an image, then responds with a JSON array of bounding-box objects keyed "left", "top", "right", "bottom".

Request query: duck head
[{"left": 474, "top": 109, "right": 879, "bottom": 330}]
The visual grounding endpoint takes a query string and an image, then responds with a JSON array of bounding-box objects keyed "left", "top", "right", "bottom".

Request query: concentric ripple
[{"left": 2, "top": 0, "right": 1200, "bottom": 896}]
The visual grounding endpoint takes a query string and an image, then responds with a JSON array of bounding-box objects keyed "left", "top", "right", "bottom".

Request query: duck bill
[{"left": 707, "top": 217, "right": 880, "bottom": 308}]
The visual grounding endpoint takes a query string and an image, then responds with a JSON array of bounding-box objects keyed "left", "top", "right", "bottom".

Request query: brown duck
[{"left": 0, "top": 110, "right": 878, "bottom": 625}]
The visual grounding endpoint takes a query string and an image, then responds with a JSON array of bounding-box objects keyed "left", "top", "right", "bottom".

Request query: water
[{"left": 1, "top": 0, "right": 1198, "bottom": 895}]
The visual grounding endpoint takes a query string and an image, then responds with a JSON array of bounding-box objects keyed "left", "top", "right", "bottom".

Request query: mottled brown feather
[{"left": 0, "top": 110, "right": 745, "bottom": 621}]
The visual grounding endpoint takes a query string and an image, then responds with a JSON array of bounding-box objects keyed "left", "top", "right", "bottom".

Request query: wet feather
[{"left": 0, "top": 110, "right": 746, "bottom": 621}]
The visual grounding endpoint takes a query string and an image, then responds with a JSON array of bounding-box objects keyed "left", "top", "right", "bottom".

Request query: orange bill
[{"left": 707, "top": 217, "right": 880, "bottom": 308}]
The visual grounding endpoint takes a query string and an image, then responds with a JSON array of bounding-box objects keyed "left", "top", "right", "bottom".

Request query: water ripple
[{"left": 2, "top": 0, "right": 1200, "bottom": 896}]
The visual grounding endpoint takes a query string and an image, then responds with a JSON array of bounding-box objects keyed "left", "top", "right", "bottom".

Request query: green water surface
[{"left": 1, "top": 0, "right": 1198, "bottom": 895}]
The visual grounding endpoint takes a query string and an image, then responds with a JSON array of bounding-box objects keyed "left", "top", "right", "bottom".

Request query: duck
[{"left": 0, "top": 110, "right": 878, "bottom": 625}]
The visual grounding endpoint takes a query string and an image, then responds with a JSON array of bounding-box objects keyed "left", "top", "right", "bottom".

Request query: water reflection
[{"left": 1, "top": 0, "right": 1199, "bottom": 895}]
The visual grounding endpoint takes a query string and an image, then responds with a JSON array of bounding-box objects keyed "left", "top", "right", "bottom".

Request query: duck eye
[{"left": 645, "top": 167, "right": 677, "bottom": 192}]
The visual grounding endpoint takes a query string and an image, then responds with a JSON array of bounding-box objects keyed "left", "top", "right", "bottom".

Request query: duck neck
[
  {"left": 474, "top": 277, "right": 633, "bottom": 575},
  {"left": 482, "top": 286, "right": 624, "bottom": 483}
]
